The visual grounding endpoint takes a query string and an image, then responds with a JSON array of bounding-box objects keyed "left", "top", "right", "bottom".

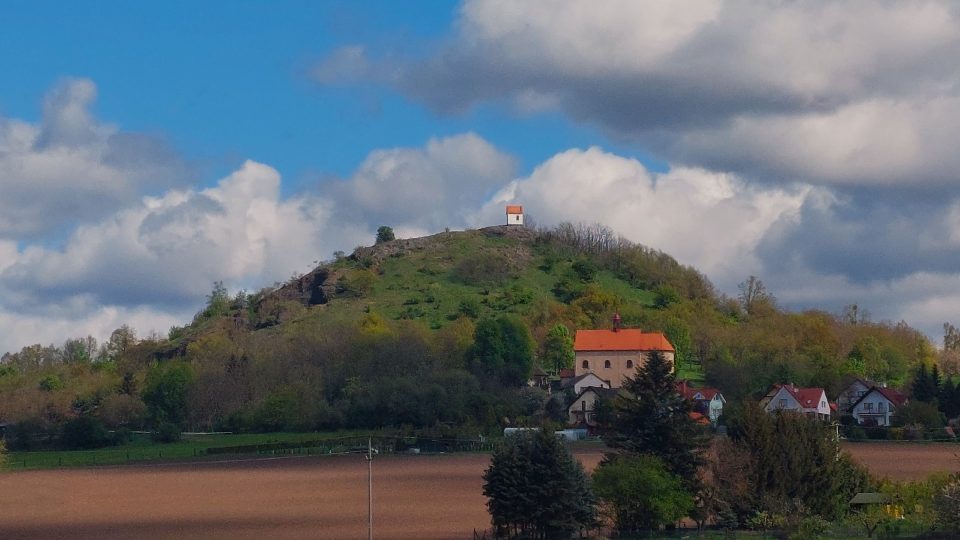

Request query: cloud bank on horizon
[{"left": 4, "top": 1, "right": 960, "bottom": 353}]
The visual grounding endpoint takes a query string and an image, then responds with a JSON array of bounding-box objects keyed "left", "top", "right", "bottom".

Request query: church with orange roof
[{"left": 573, "top": 314, "right": 675, "bottom": 388}]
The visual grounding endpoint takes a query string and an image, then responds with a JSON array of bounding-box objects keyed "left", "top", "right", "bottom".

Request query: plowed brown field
[
  {"left": 840, "top": 441, "right": 959, "bottom": 480},
  {"left": 0, "top": 443, "right": 953, "bottom": 539}
]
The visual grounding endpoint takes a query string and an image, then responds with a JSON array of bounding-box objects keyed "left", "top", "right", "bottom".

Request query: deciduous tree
[
  {"left": 593, "top": 454, "right": 692, "bottom": 532},
  {"left": 375, "top": 225, "right": 395, "bottom": 244},
  {"left": 541, "top": 324, "right": 574, "bottom": 374},
  {"left": 469, "top": 316, "right": 534, "bottom": 387}
]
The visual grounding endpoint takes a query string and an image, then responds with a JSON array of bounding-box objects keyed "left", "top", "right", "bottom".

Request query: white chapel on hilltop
[{"left": 506, "top": 205, "right": 524, "bottom": 225}]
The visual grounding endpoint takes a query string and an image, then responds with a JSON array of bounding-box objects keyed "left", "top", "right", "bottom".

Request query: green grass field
[{"left": 3, "top": 431, "right": 373, "bottom": 470}]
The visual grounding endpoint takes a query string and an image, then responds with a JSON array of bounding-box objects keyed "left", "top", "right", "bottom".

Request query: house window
[
  {"left": 582, "top": 360, "right": 589, "bottom": 369},
  {"left": 581, "top": 401, "right": 586, "bottom": 411},
  {"left": 878, "top": 402, "right": 886, "bottom": 413},
  {"left": 821, "top": 401, "right": 826, "bottom": 409},
  {"left": 778, "top": 399, "right": 787, "bottom": 409},
  {"left": 626, "top": 360, "right": 633, "bottom": 368},
  {"left": 604, "top": 360, "right": 611, "bottom": 369},
  {"left": 864, "top": 403, "right": 873, "bottom": 412}
]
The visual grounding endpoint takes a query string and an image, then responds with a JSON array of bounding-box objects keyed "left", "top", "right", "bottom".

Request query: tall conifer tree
[{"left": 601, "top": 351, "right": 709, "bottom": 490}]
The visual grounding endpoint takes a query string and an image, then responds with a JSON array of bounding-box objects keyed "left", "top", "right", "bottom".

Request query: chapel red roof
[
  {"left": 505, "top": 205, "right": 523, "bottom": 214},
  {"left": 574, "top": 329, "right": 675, "bottom": 352}
]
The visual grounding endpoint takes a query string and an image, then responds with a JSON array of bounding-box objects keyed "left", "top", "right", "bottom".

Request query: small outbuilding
[{"left": 506, "top": 205, "right": 524, "bottom": 225}]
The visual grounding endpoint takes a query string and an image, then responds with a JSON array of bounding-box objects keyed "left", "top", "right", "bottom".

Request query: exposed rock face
[{"left": 270, "top": 267, "right": 338, "bottom": 306}]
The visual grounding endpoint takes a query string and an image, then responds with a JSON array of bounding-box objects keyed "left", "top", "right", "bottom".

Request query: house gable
[{"left": 849, "top": 386, "right": 906, "bottom": 427}]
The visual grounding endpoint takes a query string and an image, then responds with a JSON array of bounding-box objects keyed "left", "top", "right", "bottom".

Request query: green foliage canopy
[
  {"left": 602, "top": 351, "right": 708, "bottom": 490},
  {"left": 469, "top": 316, "right": 535, "bottom": 387},
  {"left": 542, "top": 324, "right": 574, "bottom": 374},
  {"left": 142, "top": 361, "right": 194, "bottom": 428},
  {"left": 375, "top": 225, "right": 395, "bottom": 244},
  {"left": 730, "top": 404, "right": 872, "bottom": 521},
  {"left": 593, "top": 454, "right": 693, "bottom": 532},
  {"left": 483, "top": 429, "right": 596, "bottom": 539}
]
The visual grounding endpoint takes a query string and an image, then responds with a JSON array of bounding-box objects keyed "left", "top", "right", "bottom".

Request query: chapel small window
[
  {"left": 626, "top": 360, "right": 633, "bottom": 368},
  {"left": 604, "top": 360, "right": 611, "bottom": 369},
  {"left": 582, "top": 360, "right": 589, "bottom": 369}
]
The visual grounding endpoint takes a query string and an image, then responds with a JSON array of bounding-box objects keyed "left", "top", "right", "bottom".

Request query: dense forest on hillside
[{"left": 0, "top": 223, "right": 945, "bottom": 449}]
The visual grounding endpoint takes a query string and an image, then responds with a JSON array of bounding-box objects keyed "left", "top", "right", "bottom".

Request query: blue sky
[
  {"left": 3, "top": 1, "right": 960, "bottom": 353},
  {"left": 0, "top": 1, "right": 651, "bottom": 192}
]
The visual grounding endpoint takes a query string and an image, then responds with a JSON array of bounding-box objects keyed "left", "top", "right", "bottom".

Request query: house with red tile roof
[
  {"left": 837, "top": 377, "right": 875, "bottom": 414},
  {"left": 760, "top": 383, "right": 831, "bottom": 420},
  {"left": 573, "top": 314, "right": 675, "bottom": 389},
  {"left": 849, "top": 386, "right": 907, "bottom": 427},
  {"left": 677, "top": 380, "right": 726, "bottom": 425}
]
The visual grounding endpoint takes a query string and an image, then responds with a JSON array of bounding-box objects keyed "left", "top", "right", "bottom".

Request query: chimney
[{"left": 612, "top": 313, "right": 621, "bottom": 332}]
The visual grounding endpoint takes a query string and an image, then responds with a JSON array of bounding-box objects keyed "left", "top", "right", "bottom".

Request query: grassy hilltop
[
  {"left": 241, "top": 225, "right": 658, "bottom": 342},
  {"left": 0, "top": 222, "right": 938, "bottom": 452}
]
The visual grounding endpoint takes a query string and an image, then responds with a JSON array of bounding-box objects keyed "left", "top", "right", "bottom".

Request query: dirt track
[{"left": 0, "top": 443, "right": 954, "bottom": 539}]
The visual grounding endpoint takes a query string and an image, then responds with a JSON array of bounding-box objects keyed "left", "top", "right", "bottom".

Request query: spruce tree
[
  {"left": 483, "top": 429, "right": 596, "bottom": 539},
  {"left": 913, "top": 364, "right": 939, "bottom": 402},
  {"left": 601, "top": 351, "right": 709, "bottom": 490}
]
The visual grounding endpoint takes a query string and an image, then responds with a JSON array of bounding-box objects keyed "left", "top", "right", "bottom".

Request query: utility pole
[{"left": 367, "top": 437, "right": 373, "bottom": 540}]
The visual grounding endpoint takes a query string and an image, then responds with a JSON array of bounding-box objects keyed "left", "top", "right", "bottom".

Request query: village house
[
  {"left": 677, "top": 380, "right": 726, "bottom": 425},
  {"left": 837, "top": 377, "right": 875, "bottom": 414},
  {"left": 849, "top": 386, "right": 907, "bottom": 427},
  {"left": 573, "top": 314, "right": 675, "bottom": 389},
  {"left": 760, "top": 383, "right": 832, "bottom": 420},
  {"left": 567, "top": 386, "right": 619, "bottom": 428},
  {"left": 561, "top": 372, "right": 611, "bottom": 395}
]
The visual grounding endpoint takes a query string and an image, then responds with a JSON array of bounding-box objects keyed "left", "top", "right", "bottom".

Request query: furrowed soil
[
  {"left": 0, "top": 450, "right": 604, "bottom": 540},
  {"left": 0, "top": 442, "right": 953, "bottom": 539},
  {"left": 840, "top": 441, "right": 960, "bottom": 480}
]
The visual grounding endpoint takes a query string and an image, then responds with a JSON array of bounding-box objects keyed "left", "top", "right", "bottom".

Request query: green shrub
[
  {"left": 452, "top": 253, "right": 515, "bottom": 286},
  {"left": 38, "top": 374, "right": 64, "bottom": 392},
  {"left": 791, "top": 516, "right": 831, "bottom": 539},
  {"left": 151, "top": 422, "right": 182, "bottom": 443},
  {"left": 61, "top": 415, "right": 111, "bottom": 450},
  {"left": 458, "top": 297, "right": 481, "bottom": 318},
  {"left": 847, "top": 425, "right": 866, "bottom": 440}
]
